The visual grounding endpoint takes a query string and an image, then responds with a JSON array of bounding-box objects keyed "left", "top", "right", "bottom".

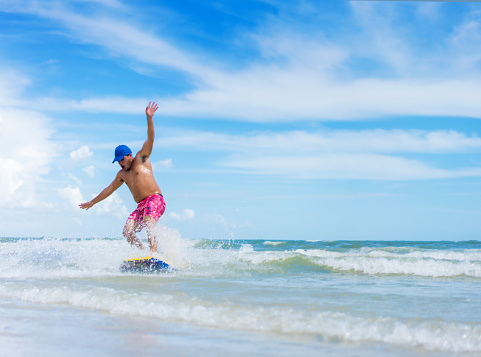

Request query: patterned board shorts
[{"left": 128, "top": 193, "right": 166, "bottom": 226}]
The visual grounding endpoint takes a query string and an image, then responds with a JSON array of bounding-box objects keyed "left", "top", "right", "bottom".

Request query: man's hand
[
  {"left": 79, "top": 201, "right": 94, "bottom": 210},
  {"left": 146, "top": 101, "right": 158, "bottom": 119}
]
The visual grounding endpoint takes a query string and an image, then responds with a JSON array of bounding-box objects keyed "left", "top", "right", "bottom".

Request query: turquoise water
[{"left": 0, "top": 232, "right": 480, "bottom": 356}]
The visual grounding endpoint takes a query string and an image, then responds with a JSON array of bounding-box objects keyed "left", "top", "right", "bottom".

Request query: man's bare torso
[{"left": 118, "top": 155, "right": 161, "bottom": 203}]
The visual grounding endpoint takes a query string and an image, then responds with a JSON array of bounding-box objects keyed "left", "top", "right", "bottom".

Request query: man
[{"left": 79, "top": 102, "right": 165, "bottom": 253}]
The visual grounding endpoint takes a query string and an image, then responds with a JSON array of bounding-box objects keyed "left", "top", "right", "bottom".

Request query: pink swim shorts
[{"left": 128, "top": 193, "right": 166, "bottom": 225}]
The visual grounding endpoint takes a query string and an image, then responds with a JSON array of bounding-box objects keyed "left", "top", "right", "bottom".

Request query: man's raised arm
[
  {"left": 139, "top": 101, "right": 159, "bottom": 159},
  {"left": 79, "top": 174, "right": 124, "bottom": 210}
]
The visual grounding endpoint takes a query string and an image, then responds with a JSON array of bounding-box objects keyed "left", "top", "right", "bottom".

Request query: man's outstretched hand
[
  {"left": 79, "top": 201, "right": 94, "bottom": 210},
  {"left": 146, "top": 101, "right": 158, "bottom": 119}
]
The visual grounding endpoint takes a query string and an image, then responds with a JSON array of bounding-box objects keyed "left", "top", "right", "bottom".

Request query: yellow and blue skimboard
[{"left": 120, "top": 256, "right": 171, "bottom": 273}]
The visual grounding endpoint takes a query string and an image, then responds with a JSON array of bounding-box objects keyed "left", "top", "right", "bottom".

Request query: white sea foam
[
  {"left": 358, "top": 247, "right": 481, "bottom": 262},
  {"left": 294, "top": 248, "right": 481, "bottom": 277},
  {"left": 238, "top": 244, "right": 297, "bottom": 265},
  {"left": 263, "top": 241, "right": 285, "bottom": 246},
  {"left": 0, "top": 283, "right": 479, "bottom": 353},
  {"left": 1, "top": 237, "right": 480, "bottom": 279},
  {"left": 0, "top": 227, "right": 191, "bottom": 279},
  {"left": 1, "top": 238, "right": 480, "bottom": 354}
]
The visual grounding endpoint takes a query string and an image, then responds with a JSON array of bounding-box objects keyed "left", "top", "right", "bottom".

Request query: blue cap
[{"left": 112, "top": 145, "right": 132, "bottom": 163}]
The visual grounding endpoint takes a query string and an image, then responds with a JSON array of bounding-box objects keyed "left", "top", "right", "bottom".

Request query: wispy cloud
[
  {"left": 23, "top": 1, "right": 218, "bottom": 80},
  {"left": 2, "top": 1, "right": 481, "bottom": 184},
  {"left": 0, "top": 108, "right": 55, "bottom": 207},
  {"left": 91, "top": 191, "right": 129, "bottom": 219},
  {"left": 157, "top": 128, "right": 481, "bottom": 154},
  {"left": 70, "top": 145, "right": 93, "bottom": 160},
  {"left": 58, "top": 185, "right": 84, "bottom": 209},
  {"left": 153, "top": 159, "right": 173, "bottom": 170},
  {"left": 5, "top": 1, "right": 481, "bottom": 121},
  {"left": 156, "top": 127, "right": 481, "bottom": 180},
  {"left": 0, "top": 68, "right": 31, "bottom": 106},
  {"left": 168, "top": 209, "right": 195, "bottom": 221},
  {"left": 1, "top": 0, "right": 481, "bottom": 238},
  {"left": 83, "top": 165, "right": 95, "bottom": 177},
  {"left": 221, "top": 153, "right": 481, "bottom": 181}
]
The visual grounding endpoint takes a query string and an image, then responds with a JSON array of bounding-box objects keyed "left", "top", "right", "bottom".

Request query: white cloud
[
  {"left": 34, "top": 97, "right": 147, "bottom": 114},
  {"left": 70, "top": 145, "right": 93, "bottom": 160},
  {"left": 2, "top": 2, "right": 481, "bottom": 185},
  {"left": 416, "top": 3, "right": 442, "bottom": 21},
  {"left": 83, "top": 165, "right": 95, "bottom": 177},
  {"left": 22, "top": 48, "right": 481, "bottom": 123},
  {"left": 153, "top": 159, "right": 173, "bottom": 170},
  {"left": 222, "top": 154, "right": 481, "bottom": 181},
  {"left": 7, "top": 2, "right": 481, "bottom": 122},
  {"left": 158, "top": 128, "right": 481, "bottom": 155},
  {"left": 0, "top": 108, "right": 55, "bottom": 207},
  {"left": 0, "top": 159, "right": 26, "bottom": 205},
  {"left": 157, "top": 75, "right": 481, "bottom": 122},
  {"left": 58, "top": 186, "right": 84, "bottom": 209},
  {"left": 204, "top": 213, "right": 228, "bottom": 227},
  {"left": 156, "top": 128, "right": 481, "bottom": 181},
  {"left": 0, "top": 68, "right": 31, "bottom": 105},
  {"left": 182, "top": 209, "right": 195, "bottom": 220},
  {"left": 93, "top": 192, "right": 129, "bottom": 219},
  {"left": 68, "top": 173, "right": 82, "bottom": 186},
  {"left": 349, "top": 2, "right": 413, "bottom": 75},
  {"left": 168, "top": 212, "right": 181, "bottom": 220},
  {"left": 18, "top": 1, "right": 214, "bottom": 80},
  {"left": 168, "top": 209, "right": 195, "bottom": 221}
]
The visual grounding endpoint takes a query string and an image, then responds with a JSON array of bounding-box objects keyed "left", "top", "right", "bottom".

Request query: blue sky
[{"left": 1, "top": 0, "right": 481, "bottom": 240}]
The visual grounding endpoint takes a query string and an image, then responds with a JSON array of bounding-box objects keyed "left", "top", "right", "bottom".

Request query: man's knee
[
  {"left": 143, "top": 216, "right": 157, "bottom": 230},
  {"left": 123, "top": 220, "right": 136, "bottom": 237}
]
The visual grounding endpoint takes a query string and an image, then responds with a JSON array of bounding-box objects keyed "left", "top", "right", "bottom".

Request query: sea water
[{"left": 0, "top": 229, "right": 480, "bottom": 356}]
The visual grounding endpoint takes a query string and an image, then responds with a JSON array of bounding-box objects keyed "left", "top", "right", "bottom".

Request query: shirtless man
[{"left": 79, "top": 102, "right": 165, "bottom": 253}]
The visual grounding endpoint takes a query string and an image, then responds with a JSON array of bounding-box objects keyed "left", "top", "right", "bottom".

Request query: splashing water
[{"left": 0, "top": 235, "right": 480, "bottom": 355}]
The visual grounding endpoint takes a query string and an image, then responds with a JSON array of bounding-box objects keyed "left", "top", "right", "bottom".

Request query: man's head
[{"left": 113, "top": 145, "right": 133, "bottom": 170}]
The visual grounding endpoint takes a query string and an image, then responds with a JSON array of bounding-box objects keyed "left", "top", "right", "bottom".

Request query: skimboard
[{"left": 120, "top": 256, "right": 171, "bottom": 273}]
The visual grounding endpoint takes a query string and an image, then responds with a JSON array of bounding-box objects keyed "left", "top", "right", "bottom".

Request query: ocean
[{"left": 0, "top": 229, "right": 480, "bottom": 356}]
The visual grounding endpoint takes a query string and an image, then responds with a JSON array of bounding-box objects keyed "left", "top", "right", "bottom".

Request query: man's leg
[
  {"left": 123, "top": 219, "right": 144, "bottom": 250},
  {"left": 144, "top": 216, "right": 158, "bottom": 253}
]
